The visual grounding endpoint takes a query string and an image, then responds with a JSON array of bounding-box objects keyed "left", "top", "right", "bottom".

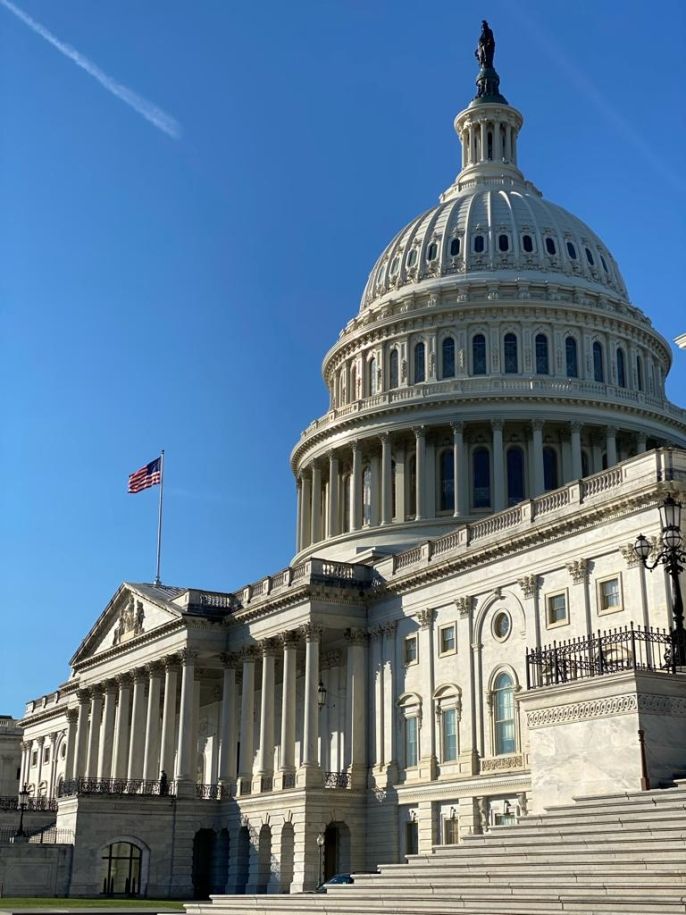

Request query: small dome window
[
  {"left": 545, "top": 237, "right": 557, "bottom": 256},
  {"left": 426, "top": 241, "right": 438, "bottom": 262},
  {"left": 407, "top": 248, "right": 418, "bottom": 267},
  {"left": 585, "top": 247, "right": 595, "bottom": 266},
  {"left": 474, "top": 234, "right": 485, "bottom": 254},
  {"left": 566, "top": 241, "right": 577, "bottom": 260},
  {"left": 522, "top": 234, "right": 534, "bottom": 253},
  {"left": 600, "top": 254, "right": 609, "bottom": 272},
  {"left": 390, "top": 256, "right": 399, "bottom": 277},
  {"left": 498, "top": 234, "right": 509, "bottom": 252},
  {"left": 449, "top": 237, "right": 461, "bottom": 257}
]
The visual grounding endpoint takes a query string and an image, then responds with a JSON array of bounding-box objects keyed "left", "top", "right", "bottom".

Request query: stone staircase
[{"left": 187, "top": 783, "right": 686, "bottom": 915}]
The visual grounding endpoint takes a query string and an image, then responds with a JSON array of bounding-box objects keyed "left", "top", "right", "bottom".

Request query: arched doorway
[
  {"left": 280, "top": 822, "right": 294, "bottom": 893},
  {"left": 192, "top": 829, "right": 215, "bottom": 899},
  {"left": 256, "top": 824, "right": 272, "bottom": 893},
  {"left": 323, "top": 821, "right": 351, "bottom": 880},
  {"left": 100, "top": 841, "right": 142, "bottom": 896},
  {"left": 213, "top": 828, "right": 229, "bottom": 894},
  {"left": 235, "top": 826, "right": 250, "bottom": 894}
]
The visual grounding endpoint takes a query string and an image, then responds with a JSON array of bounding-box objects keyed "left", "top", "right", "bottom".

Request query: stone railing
[
  {"left": 239, "top": 558, "right": 373, "bottom": 607},
  {"left": 324, "top": 770, "right": 350, "bottom": 789}
]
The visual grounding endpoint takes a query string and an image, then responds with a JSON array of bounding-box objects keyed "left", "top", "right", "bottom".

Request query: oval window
[
  {"left": 566, "top": 241, "right": 577, "bottom": 259},
  {"left": 493, "top": 611, "right": 511, "bottom": 641},
  {"left": 600, "top": 254, "right": 609, "bottom": 272},
  {"left": 427, "top": 241, "right": 438, "bottom": 262},
  {"left": 407, "top": 249, "right": 418, "bottom": 267},
  {"left": 474, "top": 235, "right": 485, "bottom": 253},
  {"left": 498, "top": 234, "right": 509, "bottom": 252},
  {"left": 450, "top": 237, "right": 460, "bottom": 256},
  {"left": 585, "top": 247, "right": 594, "bottom": 266},
  {"left": 545, "top": 237, "right": 557, "bottom": 256},
  {"left": 522, "top": 234, "right": 534, "bottom": 253},
  {"left": 390, "top": 256, "right": 399, "bottom": 277}
]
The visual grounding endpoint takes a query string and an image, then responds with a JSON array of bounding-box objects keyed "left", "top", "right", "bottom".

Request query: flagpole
[{"left": 154, "top": 450, "right": 165, "bottom": 587}]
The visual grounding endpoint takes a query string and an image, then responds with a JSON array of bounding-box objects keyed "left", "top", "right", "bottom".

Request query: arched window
[
  {"left": 449, "top": 237, "right": 460, "bottom": 256},
  {"left": 391, "top": 460, "right": 397, "bottom": 519},
  {"left": 389, "top": 348, "right": 399, "bottom": 389},
  {"left": 101, "top": 842, "right": 143, "bottom": 897},
  {"left": 362, "top": 466, "right": 372, "bottom": 526},
  {"left": 407, "top": 455, "right": 417, "bottom": 518},
  {"left": 593, "top": 341, "right": 605, "bottom": 382},
  {"left": 581, "top": 450, "right": 590, "bottom": 477},
  {"left": 616, "top": 348, "right": 626, "bottom": 388},
  {"left": 472, "top": 447, "right": 491, "bottom": 509},
  {"left": 442, "top": 337, "right": 456, "bottom": 379},
  {"left": 504, "top": 333, "right": 518, "bottom": 374},
  {"left": 350, "top": 363, "right": 358, "bottom": 400},
  {"left": 543, "top": 446, "right": 559, "bottom": 491},
  {"left": 472, "top": 334, "right": 487, "bottom": 375},
  {"left": 506, "top": 447, "right": 525, "bottom": 506},
  {"left": 493, "top": 673, "right": 515, "bottom": 755},
  {"left": 474, "top": 235, "right": 485, "bottom": 254},
  {"left": 535, "top": 333, "right": 549, "bottom": 375},
  {"left": 368, "top": 357, "right": 378, "bottom": 396},
  {"left": 414, "top": 342, "right": 426, "bottom": 383},
  {"left": 636, "top": 354, "right": 644, "bottom": 392},
  {"left": 426, "top": 241, "right": 438, "bottom": 262},
  {"left": 565, "top": 336, "right": 578, "bottom": 378},
  {"left": 342, "top": 474, "right": 351, "bottom": 532},
  {"left": 545, "top": 237, "right": 557, "bottom": 256},
  {"left": 439, "top": 449, "right": 454, "bottom": 512}
]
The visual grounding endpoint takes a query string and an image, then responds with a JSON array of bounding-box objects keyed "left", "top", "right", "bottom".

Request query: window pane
[
  {"left": 414, "top": 342, "right": 426, "bottom": 383},
  {"left": 535, "top": 334, "right": 549, "bottom": 375},
  {"left": 450, "top": 237, "right": 460, "bottom": 256},
  {"left": 585, "top": 247, "right": 594, "bottom": 266},
  {"left": 444, "top": 817, "right": 459, "bottom": 844},
  {"left": 506, "top": 447, "right": 525, "bottom": 506},
  {"left": 369, "top": 357, "right": 377, "bottom": 395},
  {"left": 406, "top": 717, "right": 418, "bottom": 767},
  {"left": 593, "top": 342, "right": 604, "bottom": 382},
  {"left": 548, "top": 594, "right": 567, "bottom": 624},
  {"left": 472, "top": 334, "right": 487, "bottom": 375},
  {"left": 440, "top": 626, "right": 456, "bottom": 654},
  {"left": 389, "top": 349, "right": 399, "bottom": 389},
  {"left": 636, "top": 355, "right": 643, "bottom": 391},
  {"left": 543, "top": 446, "right": 558, "bottom": 491},
  {"left": 473, "top": 447, "right": 491, "bottom": 508},
  {"left": 601, "top": 579, "right": 620, "bottom": 609},
  {"left": 617, "top": 349, "right": 626, "bottom": 387},
  {"left": 504, "top": 333, "right": 518, "bottom": 373},
  {"left": 440, "top": 450, "right": 454, "bottom": 512},
  {"left": 494, "top": 674, "right": 515, "bottom": 755},
  {"left": 405, "top": 637, "right": 417, "bottom": 664},
  {"left": 442, "top": 708, "right": 457, "bottom": 761},
  {"left": 442, "top": 337, "right": 455, "bottom": 378},
  {"left": 565, "top": 336, "right": 578, "bottom": 378}
]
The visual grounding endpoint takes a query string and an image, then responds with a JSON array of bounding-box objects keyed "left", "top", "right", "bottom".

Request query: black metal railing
[
  {"left": 0, "top": 827, "right": 74, "bottom": 844},
  {"left": 526, "top": 623, "right": 675, "bottom": 690},
  {"left": 0, "top": 795, "right": 58, "bottom": 812},
  {"left": 282, "top": 772, "right": 296, "bottom": 789},
  {"left": 324, "top": 770, "right": 350, "bottom": 789},
  {"left": 58, "top": 777, "right": 176, "bottom": 798},
  {"left": 260, "top": 775, "right": 273, "bottom": 793},
  {"left": 195, "top": 782, "right": 229, "bottom": 800}
]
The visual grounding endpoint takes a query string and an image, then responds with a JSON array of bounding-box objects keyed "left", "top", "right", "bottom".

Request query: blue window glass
[
  {"left": 616, "top": 348, "right": 626, "bottom": 387},
  {"left": 506, "top": 447, "right": 525, "bottom": 506},
  {"left": 440, "top": 450, "right": 454, "bottom": 512},
  {"left": 535, "top": 333, "right": 549, "bottom": 375},
  {"left": 593, "top": 342, "right": 605, "bottom": 382},
  {"left": 474, "top": 235, "right": 485, "bottom": 254},
  {"left": 504, "top": 333, "right": 518, "bottom": 373},
  {"left": 545, "top": 237, "right": 557, "bottom": 255},
  {"left": 472, "top": 334, "right": 487, "bottom": 375},
  {"left": 442, "top": 708, "right": 457, "bottom": 761},
  {"left": 543, "top": 446, "right": 559, "bottom": 491},
  {"left": 565, "top": 336, "right": 578, "bottom": 378},
  {"left": 567, "top": 241, "right": 577, "bottom": 260},
  {"left": 498, "top": 234, "right": 509, "bottom": 252},
  {"left": 450, "top": 237, "right": 460, "bottom": 256},
  {"left": 636, "top": 355, "right": 643, "bottom": 391},
  {"left": 442, "top": 337, "right": 455, "bottom": 378},
  {"left": 473, "top": 447, "right": 491, "bottom": 508},
  {"left": 585, "top": 247, "right": 595, "bottom": 266},
  {"left": 414, "top": 342, "right": 426, "bottom": 383},
  {"left": 405, "top": 717, "right": 418, "bottom": 767},
  {"left": 522, "top": 234, "right": 534, "bottom": 253},
  {"left": 389, "top": 348, "right": 399, "bottom": 389},
  {"left": 494, "top": 673, "right": 515, "bottom": 755},
  {"left": 368, "top": 356, "right": 377, "bottom": 395}
]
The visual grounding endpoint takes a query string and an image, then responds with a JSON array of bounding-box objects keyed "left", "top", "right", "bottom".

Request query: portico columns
[
  {"left": 380, "top": 433, "right": 393, "bottom": 526},
  {"left": 175, "top": 649, "right": 196, "bottom": 784},
  {"left": 327, "top": 453, "right": 340, "bottom": 538},
  {"left": 531, "top": 420, "right": 545, "bottom": 496},
  {"left": 238, "top": 648, "right": 256, "bottom": 790},
  {"left": 382, "top": 622, "right": 398, "bottom": 783},
  {"left": 452, "top": 422, "right": 466, "bottom": 518},
  {"left": 299, "top": 624, "right": 322, "bottom": 786},
  {"left": 255, "top": 640, "right": 277, "bottom": 787},
  {"left": 414, "top": 427, "right": 427, "bottom": 520},
  {"left": 127, "top": 669, "right": 147, "bottom": 780},
  {"left": 606, "top": 426, "right": 618, "bottom": 466},
  {"left": 142, "top": 663, "right": 163, "bottom": 781},
  {"left": 492, "top": 420, "right": 505, "bottom": 511},
  {"left": 85, "top": 688, "right": 103, "bottom": 777},
  {"left": 63, "top": 709, "right": 78, "bottom": 782},
  {"left": 97, "top": 680, "right": 117, "bottom": 779},
  {"left": 35, "top": 736, "right": 45, "bottom": 793},
  {"left": 19, "top": 741, "right": 30, "bottom": 790},
  {"left": 351, "top": 443, "right": 362, "bottom": 530},
  {"left": 346, "top": 627, "right": 367, "bottom": 788},
  {"left": 570, "top": 422, "right": 583, "bottom": 480},
  {"left": 113, "top": 675, "right": 132, "bottom": 778},
  {"left": 159, "top": 657, "right": 179, "bottom": 778},
  {"left": 278, "top": 631, "right": 298, "bottom": 781},
  {"left": 73, "top": 690, "right": 90, "bottom": 779},
  {"left": 217, "top": 654, "right": 238, "bottom": 789},
  {"left": 311, "top": 462, "right": 322, "bottom": 544},
  {"left": 417, "top": 609, "right": 437, "bottom": 780}
]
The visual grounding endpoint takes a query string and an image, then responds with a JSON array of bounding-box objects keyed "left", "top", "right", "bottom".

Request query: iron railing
[
  {"left": 195, "top": 782, "right": 234, "bottom": 800},
  {"left": 0, "top": 827, "right": 74, "bottom": 844},
  {"left": 526, "top": 623, "right": 675, "bottom": 689},
  {"left": 0, "top": 795, "right": 58, "bottom": 812},
  {"left": 260, "top": 775, "right": 273, "bottom": 793},
  {"left": 58, "top": 777, "right": 175, "bottom": 798},
  {"left": 282, "top": 772, "right": 296, "bottom": 789},
  {"left": 324, "top": 770, "right": 350, "bottom": 789}
]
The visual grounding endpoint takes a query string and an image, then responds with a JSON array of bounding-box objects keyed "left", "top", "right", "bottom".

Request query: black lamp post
[
  {"left": 14, "top": 783, "right": 30, "bottom": 842},
  {"left": 316, "top": 831, "right": 325, "bottom": 887},
  {"left": 317, "top": 680, "right": 327, "bottom": 710},
  {"left": 634, "top": 495, "right": 686, "bottom": 666}
]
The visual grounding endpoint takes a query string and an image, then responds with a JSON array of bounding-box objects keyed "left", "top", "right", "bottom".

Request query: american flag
[{"left": 128, "top": 457, "right": 161, "bottom": 494}]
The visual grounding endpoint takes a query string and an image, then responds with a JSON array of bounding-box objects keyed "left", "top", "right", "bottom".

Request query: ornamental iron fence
[
  {"left": 282, "top": 772, "right": 296, "bottom": 789},
  {"left": 195, "top": 782, "right": 234, "bottom": 800},
  {"left": 58, "top": 777, "right": 175, "bottom": 798},
  {"left": 324, "top": 770, "right": 350, "bottom": 789},
  {"left": 0, "top": 827, "right": 74, "bottom": 844},
  {"left": 526, "top": 623, "right": 675, "bottom": 690},
  {"left": 0, "top": 795, "right": 58, "bottom": 812}
]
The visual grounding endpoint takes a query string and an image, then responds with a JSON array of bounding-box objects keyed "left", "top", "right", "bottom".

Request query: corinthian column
[
  {"left": 127, "top": 669, "right": 147, "bottom": 781},
  {"left": 298, "top": 624, "right": 322, "bottom": 787},
  {"left": 327, "top": 453, "right": 340, "bottom": 538},
  {"left": 531, "top": 420, "right": 544, "bottom": 496},
  {"left": 63, "top": 709, "right": 78, "bottom": 782},
  {"left": 238, "top": 648, "right": 256, "bottom": 791},
  {"left": 414, "top": 427, "right": 426, "bottom": 519},
  {"left": 142, "top": 663, "right": 163, "bottom": 781},
  {"left": 492, "top": 419, "right": 505, "bottom": 511},
  {"left": 380, "top": 433, "right": 393, "bottom": 525},
  {"left": 278, "top": 631, "right": 298, "bottom": 785},
  {"left": 255, "top": 640, "right": 277, "bottom": 790},
  {"left": 311, "top": 463, "right": 322, "bottom": 544},
  {"left": 345, "top": 628, "right": 367, "bottom": 789},
  {"left": 97, "top": 680, "right": 117, "bottom": 779},
  {"left": 159, "top": 657, "right": 179, "bottom": 778},
  {"left": 217, "top": 654, "right": 238, "bottom": 788},
  {"left": 73, "top": 690, "right": 90, "bottom": 779},
  {"left": 85, "top": 688, "right": 103, "bottom": 777},
  {"left": 175, "top": 649, "right": 196, "bottom": 785},
  {"left": 351, "top": 442, "right": 362, "bottom": 530}
]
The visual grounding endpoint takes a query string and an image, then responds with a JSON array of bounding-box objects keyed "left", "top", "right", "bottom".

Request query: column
[
  {"left": 159, "top": 657, "right": 179, "bottom": 778},
  {"left": 395, "top": 446, "right": 406, "bottom": 521},
  {"left": 370, "top": 452, "right": 381, "bottom": 526},
  {"left": 112, "top": 675, "right": 132, "bottom": 778},
  {"left": 97, "top": 680, "right": 117, "bottom": 780},
  {"left": 127, "top": 669, "right": 147, "bottom": 781},
  {"left": 452, "top": 422, "right": 466, "bottom": 518},
  {"left": 279, "top": 631, "right": 298, "bottom": 781},
  {"left": 505, "top": 124, "right": 513, "bottom": 162},
  {"left": 637, "top": 433, "right": 647, "bottom": 453},
  {"left": 417, "top": 609, "right": 437, "bottom": 780},
  {"left": 299, "top": 624, "right": 322, "bottom": 784},
  {"left": 73, "top": 690, "right": 90, "bottom": 779},
  {"left": 217, "top": 654, "right": 238, "bottom": 788},
  {"left": 238, "top": 648, "right": 256, "bottom": 787},
  {"left": 295, "top": 479, "right": 302, "bottom": 552},
  {"left": 606, "top": 426, "right": 618, "bottom": 466},
  {"left": 370, "top": 628, "right": 384, "bottom": 770},
  {"left": 382, "top": 622, "right": 398, "bottom": 782},
  {"left": 570, "top": 422, "right": 583, "bottom": 480},
  {"left": 480, "top": 121, "right": 487, "bottom": 162},
  {"left": 380, "top": 433, "right": 393, "bottom": 525},
  {"left": 414, "top": 427, "right": 426, "bottom": 520},
  {"left": 35, "top": 736, "right": 45, "bottom": 793},
  {"left": 142, "top": 663, "right": 163, "bottom": 781},
  {"left": 310, "top": 463, "right": 322, "bottom": 544},
  {"left": 63, "top": 710, "right": 78, "bottom": 782},
  {"left": 300, "top": 475, "right": 312, "bottom": 549},
  {"left": 345, "top": 628, "right": 367, "bottom": 789},
  {"left": 85, "top": 688, "right": 103, "bottom": 777},
  {"left": 531, "top": 420, "right": 544, "bottom": 496},
  {"left": 327, "top": 453, "right": 340, "bottom": 538},
  {"left": 19, "top": 741, "right": 30, "bottom": 791},
  {"left": 256, "top": 640, "right": 277, "bottom": 785},
  {"left": 47, "top": 733, "right": 59, "bottom": 797},
  {"left": 492, "top": 420, "right": 505, "bottom": 511},
  {"left": 175, "top": 649, "right": 196, "bottom": 783},
  {"left": 351, "top": 442, "right": 362, "bottom": 530}
]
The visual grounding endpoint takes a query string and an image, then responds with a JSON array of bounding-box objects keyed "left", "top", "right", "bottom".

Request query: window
[
  {"left": 543, "top": 446, "right": 559, "bottom": 491},
  {"left": 492, "top": 611, "right": 511, "bottom": 641},
  {"left": 585, "top": 247, "right": 595, "bottom": 266},
  {"left": 442, "top": 337, "right": 455, "bottom": 379},
  {"left": 439, "top": 449, "right": 454, "bottom": 512},
  {"left": 636, "top": 354, "right": 644, "bottom": 392},
  {"left": 522, "top": 234, "right": 534, "bottom": 253},
  {"left": 362, "top": 466, "right": 372, "bottom": 526},
  {"left": 535, "top": 333, "right": 549, "bottom": 375},
  {"left": 368, "top": 356, "right": 378, "bottom": 395},
  {"left": 407, "top": 455, "right": 417, "bottom": 518},
  {"left": 546, "top": 591, "right": 568, "bottom": 627},
  {"left": 472, "top": 446, "right": 491, "bottom": 508},
  {"left": 405, "top": 635, "right": 418, "bottom": 665},
  {"left": 405, "top": 820, "right": 418, "bottom": 856},
  {"left": 493, "top": 673, "right": 516, "bottom": 755},
  {"left": 350, "top": 363, "right": 358, "bottom": 400},
  {"left": 439, "top": 624, "right": 456, "bottom": 655},
  {"left": 449, "top": 237, "right": 460, "bottom": 257},
  {"left": 407, "top": 248, "right": 418, "bottom": 267},
  {"left": 101, "top": 842, "right": 143, "bottom": 897},
  {"left": 565, "top": 336, "right": 578, "bottom": 378},
  {"left": 504, "top": 333, "right": 518, "bottom": 374},
  {"left": 405, "top": 717, "right": 418, "bottom": 767},
  {"left": 442, "top": 708, "right": 458, "bottom": 761},
  {"left": 443, "top": 815, "right": 459, "bottom": 844},
  {"left": 31, "top": 751, "right": 38, "bottom": 767},
  {"left": 616, "top": 348, "right": 626, "bottom": 388},
  {"left": 389, "top": 348, "right": 399, "bottom": 389},
  {"left": 473, "top": 234, "right": 485, "bottom": 254},
  {"left": 414, "top": 342, "right": 426, "bottom": 383},
  {"left": 427, "top": 241, "right": 438, "bottom": 262},
  {"left": 506, "top": 446, "right": 525, "bottom": 506},
  {"left": 498, "top": 234, "right": 509, "bottom": 252},
  {"left": 545, "top": 237, "right": 557, "bottom": 256},
  {"left": 390, "top": 256, "right": 399, "bottom": 277},
  {"left": 43, "top": 747, "right": 50, "bottom": 764},
  {"left": 566, "top": 241, "right": 577, "bottom": 259},
  {"left": 391, "top": 460, "right": 397, "bottom": 519},
  {"left": 598, "top": 576, "right": 622, "bottom": 614},
  {"left": 593, "top": 341, "right": 605, "bottom": 382},
  {"left": 472, "top": 334, "right": 487, "bottom": 375}
]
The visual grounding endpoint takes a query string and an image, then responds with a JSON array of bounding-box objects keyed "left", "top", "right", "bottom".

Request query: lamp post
[
  {"left": 316, "top": 831, "right": 325, "bottom": 887},
  {"left": 13, "top": 783, "right": 30, "bottom": 843},
  {"left": 634, "top": 495, "right": 686, "bottom": 666},
  {"left": 317, "top": 680, "right": 327, "bottom": 709}
]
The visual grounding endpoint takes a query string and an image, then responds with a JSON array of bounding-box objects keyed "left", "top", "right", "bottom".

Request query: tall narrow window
[
  {"left": 565, "top": 336, "right": 578, "bottom": 378},
  {"left": 504, "top": 333, "right": 518, "bottom": 374},
  {"left": 391, "top": 460, "right": 397, "bottom": 519},
  {"left": 593, "top": 342, "right": 605, "bottom": 382},
  {"left": 389, "top": 348, "right": 399, "bottom": 389},
  {"left": 506, "top": 447, "right": 525, "bottom": 506},
  {"left": 342, "top": 474, "right": 351, "bottom": 532},
  {"left": 636, "top": 354, "right": 644, "bottom": 392},
  {"left": 616, "top": 348, "right": 626, "bottom": 388},
  {"left": 474, "top": 235, "right": 485, "bottom": 254},
  {"left": 581, "top": 450, "right": 590, "bottom": 478},
  {"left": 439, "top": 449, "right": 454, "bottom": 512},
  {"left": 472, "top": 334, "right": 487, "bottom": 375},
  {"left": 362, "top": 466, "right": 372, "bottom": 526},
  {"left": 408, "top": 455, "right": 417, "bottom": 518},
  {"left": 493, "top": 673, "right": 515, "bottom": 755},
  {"left": 368, "top": 356, "right": 378, "bottom": 396},
  {"left": 405, "top": 717, "right": 418, "bottom": 767},
  {"left": 442, "top": 337, "right": 456, "bottom": 378},
  {"left": 473, "top": 447, "right": 491, "bottom": 509},
  {"left": 442, "top": 708, "right": 458, "bottom": 761},
  {"left": 350, "top": 363, "right": 358, "bottom": 400},
  {"left": 414, "top": 342, "right": 426, "bottom": 383},
  {"left": 535, "top": 333, "right": 549, "bottom": 375},
  {"left": 543, "top": 446, "right": 559, "bottom": 491}
]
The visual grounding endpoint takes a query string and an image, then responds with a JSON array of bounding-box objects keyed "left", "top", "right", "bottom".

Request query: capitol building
[{"left": 15, "top": 25, "right": 686, "bottom": 904}]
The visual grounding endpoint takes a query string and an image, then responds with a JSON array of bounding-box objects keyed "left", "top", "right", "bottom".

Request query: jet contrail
[{"left": 0, "top": 0, "right": 181, "bottom": 139}]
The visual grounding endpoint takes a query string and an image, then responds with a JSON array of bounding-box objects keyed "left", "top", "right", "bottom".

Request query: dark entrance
[
  {"left": 192, "top": 829, "right": 215, "bottom": 899},
  {"left": 100, "top": 842, "right": 142, "bottom": 896},
  {"left": 323, "top": 821, "right": 351, "bottom": 880},
  {"left": 235, "top": 825, "right": 250, "bottom": 894}
]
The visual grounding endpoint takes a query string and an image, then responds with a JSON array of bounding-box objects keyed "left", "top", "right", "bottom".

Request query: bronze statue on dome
[{"left": 475, "top": 20, "right": 495, "bottom": 69}]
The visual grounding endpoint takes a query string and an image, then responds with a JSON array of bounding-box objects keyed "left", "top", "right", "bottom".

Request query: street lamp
[
  {"left": 316, "top": 831, "right": 325, "bottom": 887},
  {"left": 634, "top": 495, "right": 686, "bottom": 666},
  {"left": 317, "top": 680, "right": 327, "bottom": 709},
  {"left": 13, "top": 783, "right": 30, "bottom": 843}
]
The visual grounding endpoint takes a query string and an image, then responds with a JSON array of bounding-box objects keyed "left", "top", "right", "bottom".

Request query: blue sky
[{"left": 1, "top": 0, "right": 684, "bottom": 717}]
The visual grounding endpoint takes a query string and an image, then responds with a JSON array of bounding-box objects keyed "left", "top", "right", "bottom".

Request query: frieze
[
  {"left": 527, "top": 694, "right": 640, "bottom": 729},
  {"left": 480, "top": 754, "right": 524, "bottom": 771}
]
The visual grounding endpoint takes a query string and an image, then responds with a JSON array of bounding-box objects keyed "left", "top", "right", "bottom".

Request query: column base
[
  {"left": 418, "top": 755, "right": 437, "bottom": 781},
  {"left": 458, "top": 750, "right": 480, "bottom": 777},
  {"left": 347, "top": 764, "right": 368, "bottom": 791},
  {"left": 296, "top": 764, "right": 323, "bottom": 788},
  {"left": 275, "top": 769, "right": 296, "bottom": 790},
  {"left": 174, "top": 778, "right": 195, "bottom": 799}
]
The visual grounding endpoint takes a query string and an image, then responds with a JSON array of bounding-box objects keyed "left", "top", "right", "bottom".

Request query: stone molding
[
  {"left": 518, "top": 574, "right": 539, "bottom": 597},
  {"left": 480, "top": 754, "right": 525, "bottom": 771},
  {"left": 456, "top": 596, "right": 473, "bottom": 618},
  {"left": 525, "top": 691, "right": 686, "bottom": 730},
  {"left": 417, "top": 608, "right": 435, "bottom": 629}
]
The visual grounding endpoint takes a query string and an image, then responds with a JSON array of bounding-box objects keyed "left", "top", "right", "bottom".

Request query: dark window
[
  {"left": 408, "top": 455, "right": 417, "bottom": 518},
  {"left": 101, "top": 842, "right": 142, "bottom": 897},
  {"left": 427, "top": 241, "right": 438, "bottom": 262},
  {"left": 522, "top": 234, "right": 534, "bottom": 253},
  {"left": 535, "top": 333, "right": 550, "bottom": 375},
  {"left": 506, "top": 447, "right": 525, "bottom": 506},
  {"left": 593, "top": 341, "right": 605, "bottom": 382},
  {"left": 407, "top": 248, "right": 418, "bottom": 267},
  {"left": 566, "top": 241, "right": 577, "bottom": 260},
  {"left": 442, "top": 337, "right": 456, "bottom": 378},
  {"left": 450, "top": 237, "right": 460, "bottom": 256},
  {"left": 390, "top": 256, "right": 399, "bottom": 277},
  {"left": 504, "top": 333, "right": 518, "bottom": 374},
  {"left": 474, "top": 235, "right": 485, "bottom": 253},
  {"left": 391, "top": 460, "right": 397, "bottom": 519},
  {"left": 636, "top": 355, "right": 644, "bottom": 391},
  {"left": 600, "top": 254, "right": 609, "bottom": 272},
  {"left": 543, "top": 446, "right": 559, "bottom": 491},
  {"left": 498, "top": 234, "right": 509, "bottom": 252},
  {"left": 617, "top": 348, "right": 626, "bottom": 387},
  {"left": 472, "top": 447, "right": 491, "bottom": 508},
  {"left": 440, "top": 449, "right": 454, "bottom": 512},
  {"left": 585, "top": 247, "right": 595, "bottom": 266},
  {"left": 545, "top": 237, "right": 557, "bottom": 256},
  {"left": 414, "top": 342, "right": 426, "bottom": 383},
  {"left": 565, "top": 336, "right": 578, "bottom": 378},
  {"left": 487, "top": 130, "right": 493, "bottom": 160},
  {"left": 472, "top": 334, "right": 487, "bottom": 375},
  {"left": 581, "top": 450, "right": 590, "bottom": 477},
  {"left": 389, "top": 348, "right": 399, "bottom": 389}
]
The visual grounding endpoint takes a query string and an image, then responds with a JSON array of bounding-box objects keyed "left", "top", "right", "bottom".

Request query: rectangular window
[
  {"left": 405, "top": 820, "right": 418, "bottom": 856},
  {"left": 405, "top": 717, "right": 418, "bottom": 767},
  {"left": 546, "top": 591, "right": 568, "bottom": 628},
  {"left": 442, "top": 708, "right": 458, "bottom": 761},
  {"left": 439, "top": 624, "right": 456, "bottom": 655},
  {"left": 598, "top": 576, "right": 622, "bottom": 614},
  {"left": 43, "top": 747, "right": 50, "bottom": 764},
  {"left": 31, "top": 751, "right": 38, "bottom": 767},
  {"left": 405, "top": 635, "right": 418, "bottom": 665},
  {"left": 494, "top": 812, "right": 517, "bottom": 826},
  {"left": 443, "top": 817, "right": 459, "bottom": 844}
]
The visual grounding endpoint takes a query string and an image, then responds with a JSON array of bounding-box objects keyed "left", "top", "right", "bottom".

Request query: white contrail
[{"left": 0, "top": 0, "right": 181, "bottom": 139}]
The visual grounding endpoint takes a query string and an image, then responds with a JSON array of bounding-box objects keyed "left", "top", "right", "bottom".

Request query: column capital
[
  {"left": 491, "top": 418, "right": 505, "bottom": 432},
  {"left": 259, "top": 637, "right": 279, "bottom": 658},
  {"left": 240, "top": 645, "right": 258, "bottom": 662},
  {"left": 66, "top": 708, "right": 79, "bottom": 725},
  {"left": 145, "top": 661, "right": 165, "bottom": 677},
  {"left": 219, "top": 651, "right": 240, "bottom": 669},
  {"left": 518, "top": 574, "right": 539, "bottom": 598},
  {"left": 345, "top": 627, "right": 367, "bottom": 645},
  {"left": 382, "top": 620, "right": 398, "bottom": 636},
  {"left": 379, "top": 431, "right": 390, "bottom": 444},
  {"left": 417, "top": 608, "right": 435, "bottom": 629},
  {"left": 605, "top": 425, "right": 618, "bottom": 436},
  {"left": 351, "top": 441, "right": 361, "bottom": 456},
  {"left": 413, "top": 425, "right": 426, "bottom": 440},
  {"left": 102, "top": 678, "right": 118, "bottom": 694},
  {"left": 117, "top": 672, "right": 133, "bottom": 687},
  {"left": 567, "top": 557, "right": 589, "bottom": 583},
  {"left": 570, "top": 421, "right": 583, "bottom": 433},
  {"left": 368, "top": 625, "right": 384, "bottom": 642},
  {"left": 163, "top": 654, "right": 180, "bottom": 672},
  {"left": 278, "top": 629, "right": 299, "bottom": 649},
  {"left": 76, "top": 688, "right": 91, "bottom": 704},
  {"left": 328, "top": 449, "right": 339, "bottom": 464},
  {"left": 300, "top": 622, "right": 322, "bottom": 643},
  {"left": 179, "top": 647, "right": 198, "bottom": 665},
  {"left": 531, "top": 419, "right": 545, "bottom": 433},
  {"left": 451, "top": 421, "right": 464, "bottom": 435},
  {"left": 455, "top": 595, "right": 473, "bottom": 618}
]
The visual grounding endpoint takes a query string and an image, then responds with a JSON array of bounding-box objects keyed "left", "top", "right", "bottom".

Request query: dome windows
[
  {"left": 566, "top": 241, "right": 578, "bottom": 260},
  {"left": 545, "top": 237, "right": 557, "bottom": 256},
  {"left": 504, "top": 333, "right": 518, "bottom": 374},
  {"left": 389, "top": 348, "right": 399, "bottom": 389},
  {"left": 506, "top": 446, "right": 525, "bottom": 506},
  {"left": 498, "top": 234, "right": 510, "bottom": 253},
  {"left": 600, "top": 254, "right": 609, "bottom": 273},
  {"left": 593, "top": 341, "right": 605, "bottom": 383},
  {"left": 426, "top": 241, "right": 439, "bottom": 262},
  {"left": 585, "top": 247, "right": 595, "bottom": 266},
  {"left": 442, "top": 337, "right": 456, "bottom": 379},
  {"left": 473, "top": 234, "right": 486, "bottom": 254},
  {"left": 414, "top": 342, "right": 426, "bottom": 383},
  {"left": 522, "top": 234, "right": 534, "bottom": 253},
  {"left": 390, "top": 256, "right": 400, "bottom": 278},
  {"left": 472, "top": 334, "right": 487, "bottom": 375},
  {"left": 636, "top": 354, "right": 644, "bottom": 392},
  {"left": 535, "top": 333, "right": 550, "bottom": 375},
  {"left": 449, "top": 237, "right": 461, "bottom": 257},
  {"left": 472, "top": 446, "right": 491, "bottom": 509},
  {"left": 439, "top": 449, "right": 455, "bottom": 512},
  {"left": 407, "top": 248, "right": 418, "bottom": 268},
  {"left": 543, "top": 446, "right": 559, "bottom": 491},
  {"left": 616, "top": 348, "right": 627, "bottom": 388},
  {"left": 565, "top": 336, "right": 579, "bottom": 378}
]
